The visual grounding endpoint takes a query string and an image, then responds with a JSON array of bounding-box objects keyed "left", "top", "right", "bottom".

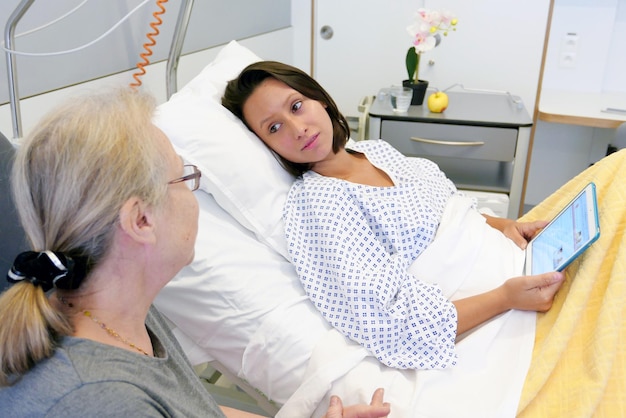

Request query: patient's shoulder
[{"left": 287, "top": 174, "right": 343, "bottom": 200}]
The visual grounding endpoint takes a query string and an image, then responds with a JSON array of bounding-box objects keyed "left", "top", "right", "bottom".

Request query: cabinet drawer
[{"left": 380, "top": 121, "right": 518, "bottom": 161}]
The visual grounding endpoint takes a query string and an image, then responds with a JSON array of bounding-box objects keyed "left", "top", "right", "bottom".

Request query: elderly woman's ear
[{"left": 118, "top": 197, "right": 157, "bottom": 245}]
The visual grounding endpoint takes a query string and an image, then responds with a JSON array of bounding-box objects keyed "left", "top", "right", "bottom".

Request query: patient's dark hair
[{"left": 222, "top": 61, "right": 350, "bottom": 176}]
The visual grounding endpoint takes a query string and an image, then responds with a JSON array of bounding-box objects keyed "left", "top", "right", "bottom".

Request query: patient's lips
[{"left": 302, "top": 133, "right": 319, "bottom": 150}]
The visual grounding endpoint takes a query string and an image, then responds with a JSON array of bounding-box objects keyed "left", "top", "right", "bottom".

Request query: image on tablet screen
[{"left": 531, "top": 192, "right": 590, "bottom": 274}]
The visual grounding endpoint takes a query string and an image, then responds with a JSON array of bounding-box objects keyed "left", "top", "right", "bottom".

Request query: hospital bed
[
  {"left": 3, "top": 2, "right": 625, "bottom": 416},
  {"left": 152, "top": 40, "right": 626, "bottom": 417}
]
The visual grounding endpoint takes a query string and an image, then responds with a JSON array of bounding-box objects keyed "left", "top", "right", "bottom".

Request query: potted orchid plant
[{"left": 404, "top": 8, "right": 458, "bottom": 104}]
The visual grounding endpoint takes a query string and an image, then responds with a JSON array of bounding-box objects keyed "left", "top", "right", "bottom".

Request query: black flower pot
[{"left": 402, "top": 79, "right": 429, "bottom": 105}]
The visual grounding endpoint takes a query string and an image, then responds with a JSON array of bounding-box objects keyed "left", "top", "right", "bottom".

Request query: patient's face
[{"left": 242, "top": 78, "right": 334, "bottom": 165}]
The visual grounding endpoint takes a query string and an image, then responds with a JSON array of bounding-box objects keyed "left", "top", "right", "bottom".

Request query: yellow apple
[{"left": 427, "top": 91, "right": 449, "bottom": 113}]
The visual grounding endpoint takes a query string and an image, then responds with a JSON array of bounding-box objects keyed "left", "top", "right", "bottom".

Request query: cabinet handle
[{"left": 410, "top": 137, "right": 485, "bottom": 146}]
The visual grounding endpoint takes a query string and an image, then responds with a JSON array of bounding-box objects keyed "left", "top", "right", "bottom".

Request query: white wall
[
  {"left": 291, "top": 0, "right": 313, "bottom": 74},
  {"left": 294, "top": 0, "right": 624, "bottom": 209},
  {"left": 525, "top": 0, "right": 626, "bottom": 207},
  {"left": 542, "top": 0, "right": 625, "bottom": 94},
  {"left": 297, "top": 0, "right": 550, "bottom": 118}
]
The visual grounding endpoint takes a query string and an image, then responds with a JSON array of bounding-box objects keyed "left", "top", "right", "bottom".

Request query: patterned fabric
[
  {"left": 283, "top": 139, "right": 460, "bottom": 369},
  {"left": 517, "top": 149, "right": 626, "bottom": 417}
]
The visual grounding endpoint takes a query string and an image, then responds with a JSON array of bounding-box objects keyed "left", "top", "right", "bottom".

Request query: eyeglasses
[{"left": 168, "top": 164, "right": 202, "bottom": 192}]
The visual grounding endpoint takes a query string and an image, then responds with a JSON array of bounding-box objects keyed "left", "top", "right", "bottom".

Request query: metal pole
[
  {"left": 4, "top": 0, "right": 36, "bottom": 139},
  {"left": 165, "top": 0, "right": 194, "bottom": 100}
]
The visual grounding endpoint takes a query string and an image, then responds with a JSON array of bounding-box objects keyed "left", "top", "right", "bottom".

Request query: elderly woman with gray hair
[{"left": 0, "top": 88, "right": 389, "bottom": 418}]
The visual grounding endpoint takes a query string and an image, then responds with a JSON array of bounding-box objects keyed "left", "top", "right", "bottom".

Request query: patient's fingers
[
  {"left": 322, "top": 389, "right": 391, "bottom": 418},
  {"left": 532, "top": 272, "right": 565, "bottom": 311},
  {"left": 322, "top": 396, "right": 343, "bottom": 418},
  {"left": 519, "top": 220, "right": 549, "bottom": 239},
  {"left": 508, "top": 219, "right": 549, "bottom": 249},
  {"left": 341, "top": 403, "right": 391, "bottom": 418},
  {"left": 505, "top": 272, "right": 565, "bottom": 312},
  {"left": 530, "top": 271, "right": 565, "bottom": 290},
  {"left": 369, "top": 388, "right": 385, "bottom": 406},
  {"left": 347, "top": 388, "right": 390, "bottom": 418}
]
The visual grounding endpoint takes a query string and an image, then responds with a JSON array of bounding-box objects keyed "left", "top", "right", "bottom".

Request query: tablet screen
[{"left": 529, "top": 184, "right": 598, "bottom": 275}]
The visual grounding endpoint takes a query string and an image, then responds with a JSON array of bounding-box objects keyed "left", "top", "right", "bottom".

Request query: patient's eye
[
  {"left": 269, "top": 122, "right": 282, "bottom": 133},
  {"left": 291, "top": 101, "right": 302, "bottom": 113}
]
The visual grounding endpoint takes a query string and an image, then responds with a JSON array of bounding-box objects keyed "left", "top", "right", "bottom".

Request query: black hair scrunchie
[{"left": 7, "top": 251, "right": 88, "bottom": 292}]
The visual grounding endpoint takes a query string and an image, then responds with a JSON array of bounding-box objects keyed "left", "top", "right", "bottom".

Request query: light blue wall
[{"left": 1, "top": 0, "right": 290, "bottom": 104}]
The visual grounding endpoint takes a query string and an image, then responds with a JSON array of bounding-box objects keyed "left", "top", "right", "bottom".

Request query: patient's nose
[{"left": 291, "top": 117, "right": 308, "bottom": 139}]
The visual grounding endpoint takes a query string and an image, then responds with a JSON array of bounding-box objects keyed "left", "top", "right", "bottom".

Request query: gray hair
[{"left": 0, "top": 88, "right": 167, "bottom": 385}]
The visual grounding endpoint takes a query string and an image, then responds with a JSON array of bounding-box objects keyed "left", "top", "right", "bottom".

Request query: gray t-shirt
[{"left": 0, "top": 306, "right": 225, "bottom": 417}]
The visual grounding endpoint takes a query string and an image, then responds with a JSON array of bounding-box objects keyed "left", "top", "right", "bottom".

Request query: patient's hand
[
  {"left": 500, "top": 272, "right": 565, "bottom": 312},
  {"left": 509, "top": 220, "right": 549, "bottom": 249},
  {"left": 322, "top": 388, "right": 390, "bottom": 418},
  {"left": 483, "top": 214, "right": 548, "bottom": 249},
  {"left": 454, "top": 271, "right": 565, "bottom": 335}
]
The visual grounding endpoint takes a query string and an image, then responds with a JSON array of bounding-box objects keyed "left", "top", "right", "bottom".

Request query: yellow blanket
[{"left": 517, "top": 149, "right": 626, "bottom": 417}]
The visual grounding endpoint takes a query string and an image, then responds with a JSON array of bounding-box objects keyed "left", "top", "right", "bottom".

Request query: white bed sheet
[
  {"left": 156, "top": 190, "right": 535, "bottom": 416},
  {"left": 154, "top": 190, "right": 331, "bottom": 404},
  {"left": 278, "top": 195, "right": 535, "bottom": 418}
]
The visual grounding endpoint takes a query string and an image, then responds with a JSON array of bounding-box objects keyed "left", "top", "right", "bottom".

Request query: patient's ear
[{"left": 118, "top": 197, "right": 157, "bottom": 245}]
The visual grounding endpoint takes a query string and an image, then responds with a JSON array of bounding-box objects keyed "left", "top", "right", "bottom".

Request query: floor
[{"left": 195, "top": 363, "right": 274, "bottom": 417}]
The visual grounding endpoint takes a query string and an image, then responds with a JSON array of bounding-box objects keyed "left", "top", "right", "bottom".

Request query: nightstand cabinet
[{"left": 367, "top": 91, "right": 533, "bottom": 219}]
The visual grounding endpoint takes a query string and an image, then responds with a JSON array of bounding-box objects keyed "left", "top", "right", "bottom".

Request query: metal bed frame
[
  {"left": 3, "top": 0, "right": 194, "bottom": 139},
  {"left": 3, "top": 1, "right": 280, "bottom": 415}
]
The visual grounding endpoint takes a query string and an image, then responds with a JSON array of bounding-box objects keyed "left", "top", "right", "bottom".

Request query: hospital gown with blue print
[{"left": 283, "top": 139, "right": 461, "bottom": 369}]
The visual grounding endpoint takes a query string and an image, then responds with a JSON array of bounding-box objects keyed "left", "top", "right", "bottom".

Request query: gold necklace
[
  {"left": 60, "top": 296, "right": 150, "bottom": 356},
  {"left": 82, "top": 310, "right": 150, "bottom": 357}
]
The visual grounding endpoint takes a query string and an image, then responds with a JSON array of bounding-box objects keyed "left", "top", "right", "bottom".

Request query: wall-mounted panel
[{"left": 541, "top": 0, "right": 625, "bottom": 94}]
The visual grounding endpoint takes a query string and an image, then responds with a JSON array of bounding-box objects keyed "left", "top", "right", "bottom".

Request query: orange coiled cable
[{"left": 130, "top": 0, "right": 168, "bottom": 88}]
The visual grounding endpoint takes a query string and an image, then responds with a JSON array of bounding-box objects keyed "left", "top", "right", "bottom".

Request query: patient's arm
[
  {"left": 452, "top": 271, "right": 564, "bottom": 336},
  {"left": 482, "top": 214, "right": 548, "bottom": 250}
]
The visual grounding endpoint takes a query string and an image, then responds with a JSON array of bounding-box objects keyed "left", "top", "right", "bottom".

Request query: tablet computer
[{"left": 525, "top": 182, "right": 600, "bottom": 275}]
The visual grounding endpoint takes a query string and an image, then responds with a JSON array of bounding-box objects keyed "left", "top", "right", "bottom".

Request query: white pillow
[
  {"left": 154, "top": 40, "right": 293, "bottom": 257},
  {"left": 153, "top": 40, "right": 332, "bottom": 403},
  {"left": 154, "top": 191, "right": 330, "bottom": 403}
]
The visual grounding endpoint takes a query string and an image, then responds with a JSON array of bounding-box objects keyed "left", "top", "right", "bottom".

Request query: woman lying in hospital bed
[
  {"left": 154, "top": 41, "right": 626, "bottom": 417},
  {"left": 221, "top": 60, "right": 565, "bottom": 373}
]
